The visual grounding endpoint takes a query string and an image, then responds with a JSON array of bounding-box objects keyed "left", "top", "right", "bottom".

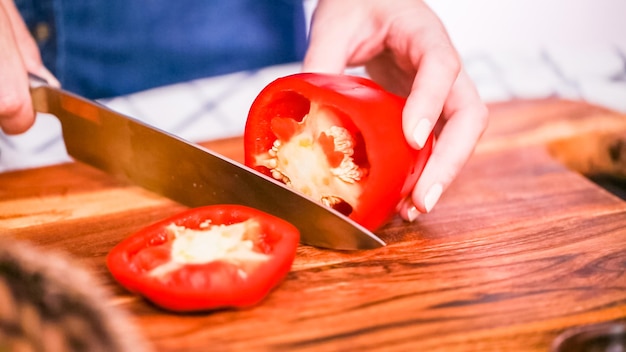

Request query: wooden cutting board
[{"left": 1, "top": 98, "right": 626, "bottom": 351}]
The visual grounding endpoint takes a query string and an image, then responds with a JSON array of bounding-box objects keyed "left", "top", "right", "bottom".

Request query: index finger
[
  {"left": 0, "top": 2, "right": 35, "bottom": 134},
  {"left": 408, "top": 70, "right": 489, "bottom": 214},
  {"left": 402, "top": 34, "right": 461, "bottom": 150}
]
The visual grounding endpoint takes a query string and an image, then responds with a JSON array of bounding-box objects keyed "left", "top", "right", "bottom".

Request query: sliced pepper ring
[{"left": 106, "top": 205, "right": 300, "bottom": 312}]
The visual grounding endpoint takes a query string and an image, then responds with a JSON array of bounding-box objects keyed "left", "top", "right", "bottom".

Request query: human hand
[
  {"left": 302, "top": 0, "right": 488, "bottom": 219},
  {"left": 0, "top": 0, "right": 59, "bottom": 134}
]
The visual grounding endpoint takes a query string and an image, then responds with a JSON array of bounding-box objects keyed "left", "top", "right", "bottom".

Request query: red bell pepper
[
  {"left": 244, "top": 73, "right": 433, "bottom": 231},
  {"left": 106, "top": 205, "right": 299, "bottom": 312}
]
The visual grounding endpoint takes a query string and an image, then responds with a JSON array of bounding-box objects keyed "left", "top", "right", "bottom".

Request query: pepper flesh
[
  {"left": 146, "top": 219, "right": 269, "bottom": 279},
  {"left": 254, "top": 102, "right": 366, "bottom": 213}
]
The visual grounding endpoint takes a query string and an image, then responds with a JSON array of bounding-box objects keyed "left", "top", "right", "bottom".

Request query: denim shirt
[{"left": 16, "top": 0, "right": 307, "bottom": 99}]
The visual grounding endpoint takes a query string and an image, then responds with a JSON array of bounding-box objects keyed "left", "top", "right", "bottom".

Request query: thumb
[
  {"left": 302, "top": 35, "right": 347, "bottom": 74},
  {"left": 301, "top": 1, "right": 352, "bottom": 74}
]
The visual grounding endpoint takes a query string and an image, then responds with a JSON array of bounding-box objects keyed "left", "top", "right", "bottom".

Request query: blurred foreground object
[{"left": 0, "top": 237, "right": 151, "bottom": 352}]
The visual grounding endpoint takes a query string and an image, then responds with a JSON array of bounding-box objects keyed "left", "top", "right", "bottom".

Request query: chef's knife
[{"left": 28, "top": 74, "right": 386, "bottom": 250}]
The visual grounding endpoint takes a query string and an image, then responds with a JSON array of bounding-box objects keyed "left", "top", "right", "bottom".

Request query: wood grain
[{"left": 1, "top": 98, "right": 626, "bottom": 351}]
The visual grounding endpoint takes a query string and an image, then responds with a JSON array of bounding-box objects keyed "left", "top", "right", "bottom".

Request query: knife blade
[{"left": 28, "top": 74, "right": 386, "bottom": 250}]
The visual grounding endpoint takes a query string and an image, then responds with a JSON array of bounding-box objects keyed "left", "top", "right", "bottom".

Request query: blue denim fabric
[
  {"left": 17, "top": 0, "right": 307, "bottom": 99},
  {"left": 15, "top": 0, "right": 57, "bottom": 71}
]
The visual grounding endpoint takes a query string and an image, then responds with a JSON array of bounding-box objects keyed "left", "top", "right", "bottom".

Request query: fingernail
[
  {"left": 412, "top": 119, "right": 432, "bottom": 149},
  {"left": 406, "top": 205, "right": 420, "bottom": 222},
  {"left": 424, "top": 183, "right": 443, "bottom": 213}
]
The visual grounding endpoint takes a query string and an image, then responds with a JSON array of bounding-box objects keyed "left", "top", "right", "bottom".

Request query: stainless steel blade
[{"left": 29, "top": 76, "right": 386, "bottom": 250}]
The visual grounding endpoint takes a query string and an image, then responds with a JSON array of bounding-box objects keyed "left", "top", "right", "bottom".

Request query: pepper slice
[
  {"left": 244, "top": 73, "right": 433, "bottom": 231},
  {"left": 106, "top": 205, "right": 300, "bottom": 312}
]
